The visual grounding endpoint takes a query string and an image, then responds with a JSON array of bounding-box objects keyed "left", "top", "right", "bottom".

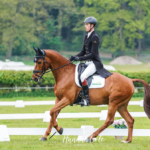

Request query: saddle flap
[
  {"left": 75, "top": 63, "right": 105, "bottom": 89},
  {"left": 77, "top": 63, "right": 92, "bottom": 87}
]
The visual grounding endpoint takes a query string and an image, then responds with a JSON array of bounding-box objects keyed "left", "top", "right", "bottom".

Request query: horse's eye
[{"left": 38, "top": 62, "right": 41, "bottom": 64}]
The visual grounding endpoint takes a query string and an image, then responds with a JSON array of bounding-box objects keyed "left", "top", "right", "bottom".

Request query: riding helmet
[{"left": 84, "top": 17, "right": 97, "bottom": 26}]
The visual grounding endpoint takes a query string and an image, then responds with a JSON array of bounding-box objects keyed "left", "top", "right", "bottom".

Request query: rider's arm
[{"left": 78, "top": 36, "right": 99, "bottom": 61}]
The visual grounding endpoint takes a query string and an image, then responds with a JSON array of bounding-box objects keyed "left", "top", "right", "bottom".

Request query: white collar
[{"left": 87, "top": 30, "right": 94, "bottom": 38}]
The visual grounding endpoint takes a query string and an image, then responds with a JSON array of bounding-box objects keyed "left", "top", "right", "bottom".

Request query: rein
[{"left": 33, "top": 56, "right": 74, "bottom": 80}]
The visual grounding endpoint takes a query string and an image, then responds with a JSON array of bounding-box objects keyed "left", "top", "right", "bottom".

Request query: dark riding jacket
[{"left": 76, "top": 30, "right": 113, "bottom": 78}]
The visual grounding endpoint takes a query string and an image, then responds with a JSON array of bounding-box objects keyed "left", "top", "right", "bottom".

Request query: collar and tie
[{"left": 87, "top": 30, "right": 94, "bottom": 38}]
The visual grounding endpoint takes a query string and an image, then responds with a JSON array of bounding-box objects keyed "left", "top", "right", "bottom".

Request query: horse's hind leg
[
  {"left": 86, "top": 104, "right": 117, "bottom": 142},
  {"left": 117, "top": 102, "right": 134, "bottom": 143}
]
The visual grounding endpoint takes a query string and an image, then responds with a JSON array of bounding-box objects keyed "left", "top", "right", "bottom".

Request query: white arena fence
[
  {"left": 0, "top": 110, "right": 147, "bottom": 122},
  {"left": 0, "top": 86, "right": 145, "bottom": 108},
  {"left": 0, "top": 86, "right": 147, "bottom": 142},
  {"left": 0, "top": 99, "right": 144, "bottom": 107},
  {"left": 1, "top": 125, "right": 150, "bottom": 142},
  {"left": 7, "top": 128, "right": 150, "bottom": 136}
]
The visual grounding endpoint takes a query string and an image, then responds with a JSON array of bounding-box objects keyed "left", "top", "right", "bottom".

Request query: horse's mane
[{"left": 45, "top": 49, "right": 70, "bottom": 62}]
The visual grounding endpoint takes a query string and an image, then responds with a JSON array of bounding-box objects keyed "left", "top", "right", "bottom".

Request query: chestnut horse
[{"left": 32, "top": 48, "right": 150, "bottom": 143}]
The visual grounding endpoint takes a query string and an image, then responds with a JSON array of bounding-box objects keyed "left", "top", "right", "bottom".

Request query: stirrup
[{"left": 79, "top": 99, "right": 90, "bottom": 107}]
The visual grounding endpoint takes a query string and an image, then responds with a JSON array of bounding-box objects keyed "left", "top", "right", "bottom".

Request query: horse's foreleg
[
  {"left": 41, "top": 110, "right": 60, "bottom": 139},
  {"left": 50, "top": 97, "right": 70, "bottom": 133},
  {"left": 51, "top": 109, "right": 62, "bottom": 134},
  {"left": 86, "top": 104, "right": 117, "bottom": 142},
  {"left": 40, "top": 98, "right": 60, "bottom": 140}
]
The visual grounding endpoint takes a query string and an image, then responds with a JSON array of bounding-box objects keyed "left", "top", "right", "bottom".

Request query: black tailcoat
[{"left": 76, "top": 31, "right": 113, "bottom": 78}]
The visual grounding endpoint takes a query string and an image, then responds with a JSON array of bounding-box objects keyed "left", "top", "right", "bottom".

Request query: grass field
[
  {"left": 112, "top": 63, "right": 150, "bottom": 72},
  {"left": 0, "top": 97, "right": 150, "bottom": 150},
  {"left": 101, "top": 60, "right": 150, "bottom": 72}
]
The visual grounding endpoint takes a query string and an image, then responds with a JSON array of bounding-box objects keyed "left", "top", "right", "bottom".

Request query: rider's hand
[
  {"left": 74, "top": 56, "right": 80, "bottom": 61},
  {"left": 69, "top": 56, "right": 75, "bottom": 61}
]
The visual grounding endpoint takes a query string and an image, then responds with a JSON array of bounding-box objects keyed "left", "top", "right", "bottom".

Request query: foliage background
[{"left": 0, "top": 0, "right": 150, "bottom": 58}]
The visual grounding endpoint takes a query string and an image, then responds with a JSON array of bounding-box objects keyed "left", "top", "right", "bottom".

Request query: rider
[{"left": 69, "top": 16, "right": 112, "bottom": 106}]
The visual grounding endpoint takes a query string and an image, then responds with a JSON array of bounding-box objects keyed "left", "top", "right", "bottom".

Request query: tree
[
  {"left": 128, "top": 0, "right": 150, "bottom": 57},
  {"left": 0, "top": 0, "right": 40, "bottom": 57},
  {"left": 41, "top": 19, "right": 62, "bottom": 51},
  {"left": 85, "top": 0, "right": 150, "bottom": 56}
]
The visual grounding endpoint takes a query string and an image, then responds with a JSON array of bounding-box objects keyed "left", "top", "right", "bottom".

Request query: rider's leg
[
  {"left": 80, "top": 62, "right": 96, "bottom": 82},
  {"left": 80, "top": 62, "right": 96, "bottom": 106}
]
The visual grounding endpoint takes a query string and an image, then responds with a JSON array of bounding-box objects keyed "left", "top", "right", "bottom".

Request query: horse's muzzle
[{"left": 33, "top": 77, "right": 38, "bottom": 82}]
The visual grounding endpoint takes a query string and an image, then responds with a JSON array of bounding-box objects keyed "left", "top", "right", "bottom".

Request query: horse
[{"left": 32, "top": 48, "right": 150, "bottom": 143}]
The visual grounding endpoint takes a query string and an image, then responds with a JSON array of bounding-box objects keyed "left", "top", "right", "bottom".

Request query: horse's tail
[{"left": 132, "top": 79, "right": 150, "bottom": 119}]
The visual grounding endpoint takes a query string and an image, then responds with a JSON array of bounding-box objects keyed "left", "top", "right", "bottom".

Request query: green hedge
[
  {"left": 0, "top": 70, "right": 55, "bottom": 87},
  {"left": 0, "top": 70, "right": 149, "bottom": 98},
  {"left": 0, "top": 70, "right": 149, "bottom": 87},
  {"left": 116, "top": 71, "right": 150, "bottom": 87}
]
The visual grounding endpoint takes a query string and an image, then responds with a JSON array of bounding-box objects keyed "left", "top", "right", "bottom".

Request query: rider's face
[{"left": 85, "top": 23, "right": 93, "bottom": 32}]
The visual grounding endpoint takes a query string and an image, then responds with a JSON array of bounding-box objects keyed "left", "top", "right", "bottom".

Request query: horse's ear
[
  {"left": 33, "top": 47, "right": 37, "bottom": 53},
  {"left": 38, "top": 47, "right": 42, "bottom": 54},
  {"left": 38, "top": 47, "right": 45, "bottom": 55}
]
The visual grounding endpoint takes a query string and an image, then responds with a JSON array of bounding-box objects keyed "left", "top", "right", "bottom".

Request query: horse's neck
[{"left": 46, "top": 50, "right": 75, "bottom": 82}]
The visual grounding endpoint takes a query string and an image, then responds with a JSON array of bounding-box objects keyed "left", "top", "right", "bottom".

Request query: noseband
[
  {"left": 33, "top": 56, "right": 51, "bottom": 80},
  {"left": 33, "top": 56, "right": 74, "bottom": 81}
]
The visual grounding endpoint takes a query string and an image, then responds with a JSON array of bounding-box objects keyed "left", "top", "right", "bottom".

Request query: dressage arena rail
[
  {"left": 7, "top": 128, "right": 150, "bottom": 136},
  {"left": 1, "top": 125, "right": 150, "bottom": 142},
  {"left": 0, "top": 110, "right": 147, "bottom": 121},
  {"left": 0, "top": 100, "right": 144, "bottom": 107},
  {"left": 0, "top": 89, "right": 147, "bottom": 142}
]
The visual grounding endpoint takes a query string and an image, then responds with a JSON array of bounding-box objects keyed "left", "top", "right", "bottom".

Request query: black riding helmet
[{"left": 84, "top": 17, "right": 97, "bottom": 26}]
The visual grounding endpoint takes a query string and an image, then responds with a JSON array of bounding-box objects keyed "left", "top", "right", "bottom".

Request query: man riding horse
[
  {"left": 32, "top": 19, "right": 150, "bottom": 142},
  {"left": 69, "top": 17, "right": 112, "bottom": 106}
]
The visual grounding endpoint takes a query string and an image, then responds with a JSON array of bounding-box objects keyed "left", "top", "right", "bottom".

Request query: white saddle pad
[{"left": 75, "top": 63, "right": 105, "bottom": 88}]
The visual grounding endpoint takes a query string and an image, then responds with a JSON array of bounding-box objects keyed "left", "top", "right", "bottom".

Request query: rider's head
[{"left": 84, "top": 17, "right": 97, "bottom": 33}]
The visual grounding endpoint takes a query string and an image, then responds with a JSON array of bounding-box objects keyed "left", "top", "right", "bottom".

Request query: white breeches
[{"left": 80, "top": 61, "right": 96, "bottom": 82}]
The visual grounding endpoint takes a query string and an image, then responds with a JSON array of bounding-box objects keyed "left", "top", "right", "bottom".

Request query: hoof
[
  {"left": 58, "top": 127, "right": 63, "bottom": 135},
  {"left": 39, "top": 137, "right": 47, "bottom": 141},
  {"left": 121, "top": 140, "right": 131, "bottom": 143},
  {"left": 85, "top": 137, "right": 93, "bottom": 143}
]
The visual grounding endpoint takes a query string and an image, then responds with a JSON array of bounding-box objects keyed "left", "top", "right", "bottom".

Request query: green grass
[
  {"left": 112, "top": 63, "right": 150, "bottom": 72},
  {"left": 75, "top": 59, "right": 150, "bottom": 72},
  {"left": 23, "top": 61, "right": 34, "bottom": 66},
  {"left": 0, "top": 136, "right": 150, "bottom": 150},
  {"left": 0, "top": 97, "right": 149, "bottom": 150}
]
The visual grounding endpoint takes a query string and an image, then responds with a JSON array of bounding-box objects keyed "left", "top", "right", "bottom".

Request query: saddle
[{"left": 71, "top": 63, "right": 104, "bottom": 106}]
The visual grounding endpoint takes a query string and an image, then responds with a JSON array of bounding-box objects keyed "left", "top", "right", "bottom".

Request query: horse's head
[{"left": 32, "top": 47, "right": 51, "bottom": 82}]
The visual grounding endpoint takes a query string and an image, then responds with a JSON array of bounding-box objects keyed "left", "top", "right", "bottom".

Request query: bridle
[{"left": 33, "top": 55, "right": 74, "bottom": 81}]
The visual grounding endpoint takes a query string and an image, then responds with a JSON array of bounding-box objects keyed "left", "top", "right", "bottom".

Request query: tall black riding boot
[{"left": 79, "top": 79, "right": 90, "bottom": 106}]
